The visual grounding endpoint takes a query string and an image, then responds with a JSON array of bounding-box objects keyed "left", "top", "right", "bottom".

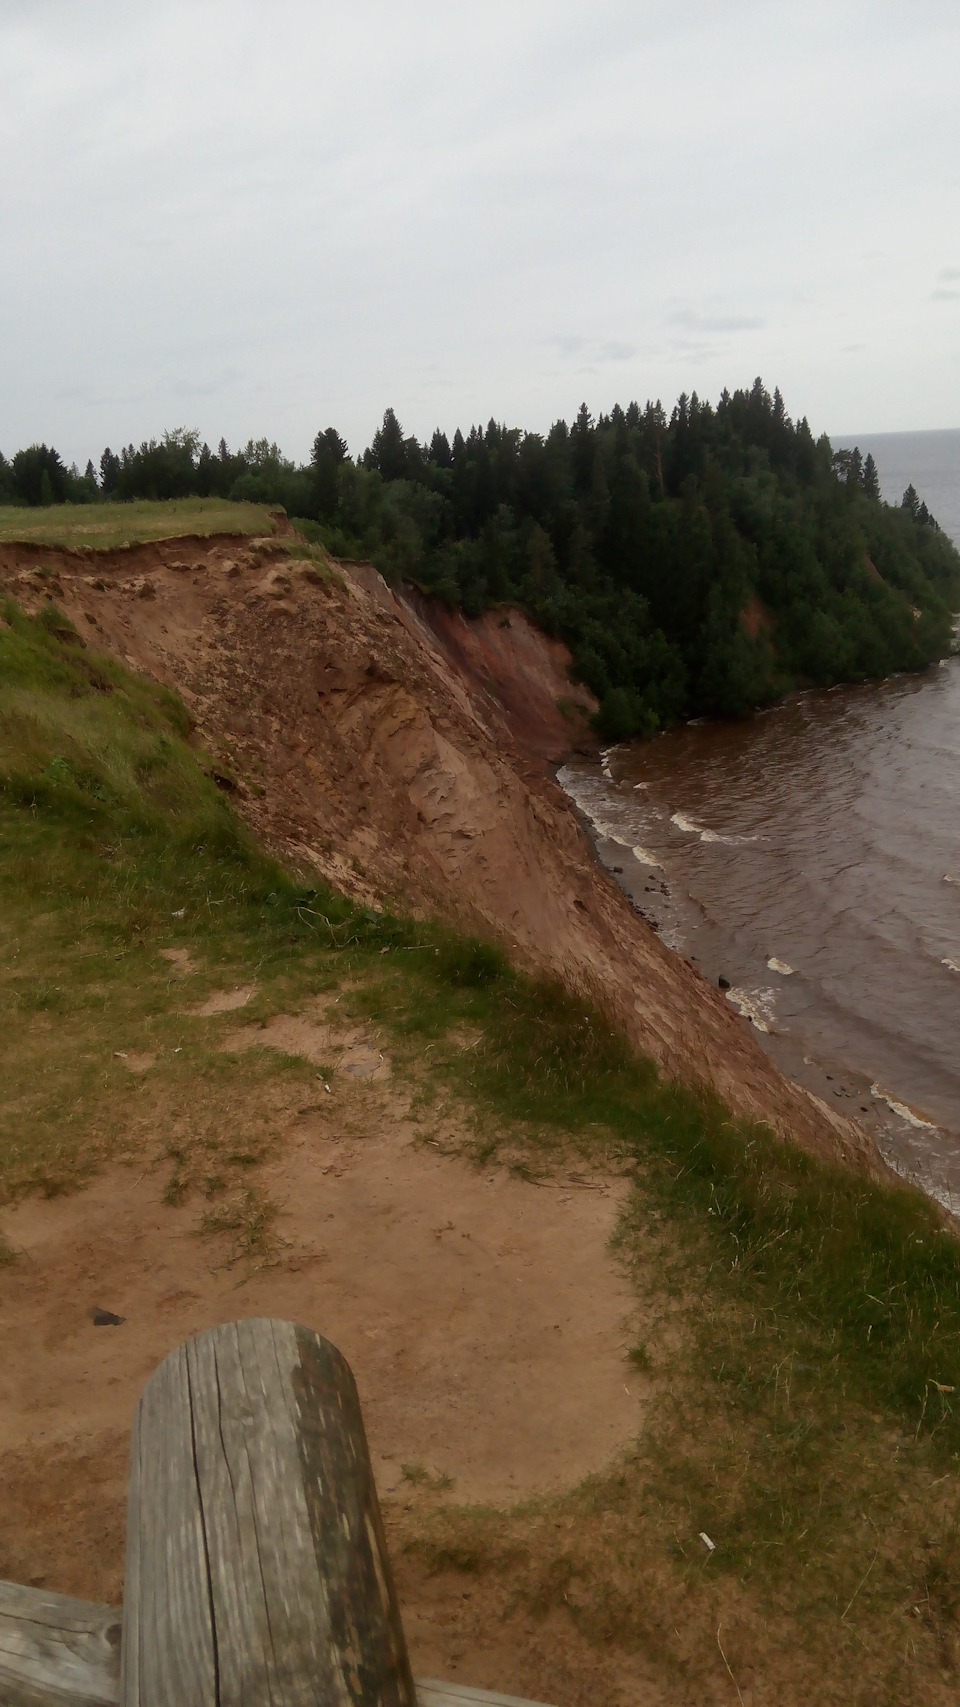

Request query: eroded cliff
[{"left": 0, "top": 533, "right": 879, "bottom": 1172}]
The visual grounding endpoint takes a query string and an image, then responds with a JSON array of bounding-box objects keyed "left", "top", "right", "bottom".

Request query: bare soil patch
[
  {"left": 191, "top": 982, "right": 257, "bottom": 1015},
  {"left": 0, "top": 1111, "right": 637, "bottom": 1592},
  {"left": 220, "top": 1010, "right": 392, "bottom": 1080},
  {"left": 158, "top": 946, "right": 199, "bottom": 976}
]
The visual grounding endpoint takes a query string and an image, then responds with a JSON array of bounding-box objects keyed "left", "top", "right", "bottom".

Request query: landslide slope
[{"left": 0, "top": 533, "right": 876, "bottom": 1171}]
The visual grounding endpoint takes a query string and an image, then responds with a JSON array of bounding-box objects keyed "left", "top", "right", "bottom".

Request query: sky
[{"left": 2, "top": 0, "right": 959, "bottom": 468}]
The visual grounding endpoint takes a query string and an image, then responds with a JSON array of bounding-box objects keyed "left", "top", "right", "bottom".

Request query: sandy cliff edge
[{"left": 1, "top": 536, "right": 882, "bottom": 1175}]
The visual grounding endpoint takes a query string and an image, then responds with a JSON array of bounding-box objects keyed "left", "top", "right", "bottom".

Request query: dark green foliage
[
  {"left": 310, "top": 427, "right": 349, "bottom": 517},
  {"left": 334, "top": 384, "right": 959, "bottom": 725},
  {"left": 6, "top": 383, "right": 958, "bottom": 725},
  {"left": 99, "top": 447, "right": 121, "bottom": 494},
  {"left": 435, "top": 937, "right": 508, "bottom": 987},
  {"left": 12, "top": 444, "right": 68, "bottom": 507}
]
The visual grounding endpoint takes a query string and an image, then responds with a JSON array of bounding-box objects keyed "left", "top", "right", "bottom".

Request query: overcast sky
[{"left": 2, "top": 0, "right": 958, "bottom": 467}]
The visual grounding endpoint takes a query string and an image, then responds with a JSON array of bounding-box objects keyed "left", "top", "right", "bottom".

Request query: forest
[{"left": 3, "top": 380, "right": 958, "bottom": 736}]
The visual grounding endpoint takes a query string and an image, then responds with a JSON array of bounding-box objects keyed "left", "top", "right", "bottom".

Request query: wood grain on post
[
  {"left": 0, "top": 1580, "right": 121, "bottom": 1707},
  {"left": 0, "top": 1587, "right": 555, "bottom": 1707},
  {"left": 121, "top": 1318, "right": 416, "bottom": 1707}
]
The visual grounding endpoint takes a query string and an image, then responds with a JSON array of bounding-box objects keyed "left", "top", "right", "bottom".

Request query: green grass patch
[
  {"left": 2, "top": 593, "right": 959, "bottom": 1449},
  {"left": 0, "top": 497, "right": 279, "bottom": 550},
  {"left": 4, "top": 593, "right": 960, "bottom": 1685}
]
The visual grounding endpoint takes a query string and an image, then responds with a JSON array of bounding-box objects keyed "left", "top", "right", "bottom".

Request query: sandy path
[{"left": 0, "top": 1124, "right": 641, "bottom": 1602}]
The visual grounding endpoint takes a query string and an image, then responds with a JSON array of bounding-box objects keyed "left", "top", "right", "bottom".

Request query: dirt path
[{"left": 0, "top": 1118, "right": 639, "bottom": 1604}]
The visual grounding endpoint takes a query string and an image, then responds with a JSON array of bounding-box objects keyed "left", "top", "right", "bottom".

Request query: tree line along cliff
[{"left": 4, "top": 379, "right": 959, "bottom": 737}]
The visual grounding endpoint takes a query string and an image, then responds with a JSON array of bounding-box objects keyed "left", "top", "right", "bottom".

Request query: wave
[
  {"left": 559, "top": 766, "right": 665, "bottom": 869},
  {"left": 943, "top": 958, "right": 960, "bottom": 973},
  {"left": 632, "top": 844, "right": 663, "bottom": 870},
  {"left": 870, "top": 1082, "right": 938, "bottom": 1131},
  {"left": 670, "top": 810, "right": 760, "bottom": 847},
  {"left": 725, "top": 986, "right": 778, "bottom": 1033},
  {"left": 766, "top": 956, "right": 795, "bottom": 975}
]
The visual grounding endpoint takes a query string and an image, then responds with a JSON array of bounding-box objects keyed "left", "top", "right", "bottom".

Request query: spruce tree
[
  {"left": 366, "top": 409, "right": 407, "bottom": 482},
  {"left": 862, "top": 452, "right": 880, "bottom": 500},
  {"left": 311, "top": 427, "right": 348, "bottom": 516}
]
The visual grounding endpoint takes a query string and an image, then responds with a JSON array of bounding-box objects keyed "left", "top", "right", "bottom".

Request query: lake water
[{"left": 560, "top": 429, "right": 960, "bottom": 1209}]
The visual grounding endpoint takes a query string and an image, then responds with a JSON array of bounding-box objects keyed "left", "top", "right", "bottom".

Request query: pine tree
[
  {"left": 311, "top": 427, "right": 349, "bottom": 516},
  {"left": 429, "top": 430, "right": 452, "bottom": 468},
  {"left": 862, "top": 452, "right": 880, "bottom": 500},
  {"left": 99, "top": 448, "right": 121, "bottom": 494},
  {"left": 366, "top": 409, "right": 407, "bottom": 482}
]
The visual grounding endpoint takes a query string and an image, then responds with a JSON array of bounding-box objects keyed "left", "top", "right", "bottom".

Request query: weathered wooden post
[
  {"left": 0, "top": 1581, "right": 121, "bottom": 1707},
  {"left": 121, "top": 1318, "right": 416, "bottom": 1707},
  {"left": 0, "top": 1319, "right": 554, "bottom": 1707}
]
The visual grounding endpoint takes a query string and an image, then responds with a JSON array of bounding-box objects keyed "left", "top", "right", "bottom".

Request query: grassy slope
[
  {"left": 0, "top": 496, "right": 279, "bottom": 550},
  {"left": 2, "top": 596, "right": 960, "bottom": 1700}
]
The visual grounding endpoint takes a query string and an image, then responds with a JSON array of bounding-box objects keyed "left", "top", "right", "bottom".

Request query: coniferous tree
[
  {"left": 902, "top": 484, "right": 921, "bottom": 519},
  {"left": 12, "top": 444, "right": 67, "bottom": 507},
  {"left": 311, "top": 427, "right": 349, "bottom": 517},
  {"left": 365, "top": 408, "right": 407, "bottom": 482},
  {"left": 862, "top": 452, "right": 880, "bottom": 500},
  {"left": 6, "top": 378, "right": 958, "bottom": 726}
]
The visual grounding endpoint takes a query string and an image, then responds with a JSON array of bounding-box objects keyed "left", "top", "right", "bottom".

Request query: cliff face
[{"left": 1, "top": 535, "right": 880, "bottom": 1173}]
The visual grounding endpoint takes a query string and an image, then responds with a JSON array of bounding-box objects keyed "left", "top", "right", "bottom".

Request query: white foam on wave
[
  {"left": 873, "top": 1142, "right": 960, "bottom": 1217},
  {"left": 767, "top": 956, "right": 795, "bottom": 975},
  {"left": 944, "top": 874, "right": 959, "bottom": 885},
  {"left": 870, "top": 1082, "right": 938, "bottom": 1131},
  {"left": 593, "top": 820, "right": 630, "bottom": 847},
  {"left": 725, "top": 986, "right": 777, "bottom": 1033},
  {"left": 632, "top": 844, "right": 663, "bottom": 870},
  {"left": 633, "top": 782, "right": 649, "bottom": 790},
  {"left": 671, "top": 810, "right": 759, "bottom": 847},
  {"left": 943, "top": 957, "right": 960, "bottom": 973}
]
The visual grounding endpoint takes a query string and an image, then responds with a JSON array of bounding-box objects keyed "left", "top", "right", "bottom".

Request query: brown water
[{"left": 559, "top": 656, "right": 960, "bottom": 1208}]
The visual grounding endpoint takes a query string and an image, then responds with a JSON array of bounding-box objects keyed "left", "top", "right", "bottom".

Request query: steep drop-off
[{"left": 0, "top": 534, "right": 880, "bottom": 1172}]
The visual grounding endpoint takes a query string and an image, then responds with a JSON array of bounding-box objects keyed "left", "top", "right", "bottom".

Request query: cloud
[
  {"left": 548, "top": 336, "right": 637, "bottom": 363},
  {"left": 931, "top": 289, "right": 960, "bottom": 302},
  {"left": 667, "top": 308, "right": 766, "bottom": 334},
  {"left": 662, "top": 305, "right": 765, "bottom": 334},
  {"left": 2, "top": 1, "right": 960, "bottom": 455}
]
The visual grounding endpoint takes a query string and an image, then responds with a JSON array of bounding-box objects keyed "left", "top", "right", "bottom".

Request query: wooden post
[
  {"left": 121, "top": 1318, "right": 417, "bottom": 1707},
  {"left": 0, "top": 1581, "right": 121, "bottom": 1707}
]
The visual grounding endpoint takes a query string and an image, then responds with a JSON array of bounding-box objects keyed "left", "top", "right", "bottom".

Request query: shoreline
[{"left": 557, "top": 750, "right": 960, "bottom": 1219}]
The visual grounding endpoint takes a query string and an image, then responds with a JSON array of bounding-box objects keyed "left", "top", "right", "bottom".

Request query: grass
[
  {"left": 0, "top": 497, "right": 280, "bottom": 550},
  {"left": 3, "top": 593, "right": 960, "bottom": 1697}
]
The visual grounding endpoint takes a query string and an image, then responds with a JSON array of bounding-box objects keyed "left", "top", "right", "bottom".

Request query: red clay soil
[
  {"left": 401, "top": 584, "right": 597, "bottom": 766},
  {"left": 0, "top": 537, "right": 880, "bottom": 1173}
]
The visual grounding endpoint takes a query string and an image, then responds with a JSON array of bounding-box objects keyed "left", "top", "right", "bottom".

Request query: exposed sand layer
[{"left": 0, "top": 534, "right": 881, "bottom": 1173}]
